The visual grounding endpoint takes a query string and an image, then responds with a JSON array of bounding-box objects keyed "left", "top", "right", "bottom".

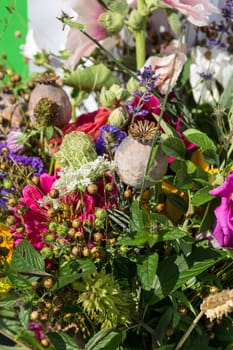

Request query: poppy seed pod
[
  {"left": 114, "top": 136, "right": 168, "bottom": 189},
  {"left": 28, "top": 81, "right": 72, "bottom": 128}
]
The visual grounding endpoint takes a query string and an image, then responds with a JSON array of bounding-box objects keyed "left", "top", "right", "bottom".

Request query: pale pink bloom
[
  {"left": 144, "top": 39, "right": 187, "bottom": 95},
  {"left": 127, "top": 0, "right": 137, "bottom": 8},
  {"left": 63, "top": 0, "right": 108, "bottom": 69},
  {"left": 162, "top": 0, "right": 219, "bottom": 26}
]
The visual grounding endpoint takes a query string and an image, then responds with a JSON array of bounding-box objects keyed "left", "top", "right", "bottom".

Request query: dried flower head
[
  {"left": 128, "top": 120, "right": 156, "bottom": 143},
  {"left": 200, "top": 289, "right": 233, "bottom": 322},
  {"left": 33, "top": 73, "right": 59, "bottom": 86},
  {"left": 33, "top": 97, "right": 60, "bottom": 127}
]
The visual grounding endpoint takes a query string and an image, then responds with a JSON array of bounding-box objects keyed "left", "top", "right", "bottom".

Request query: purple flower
[
  {"left": 209, "top": 172, "right": 233, "bottom": 248},
  {"left": 6, "top": 129, "right": 26, "bottom": 154},
  {"left": 222, "top": 0, "right": 233, "bottom": 22},
  {"left": 95, "top": 125, "right": 126, "bottom": 155}
]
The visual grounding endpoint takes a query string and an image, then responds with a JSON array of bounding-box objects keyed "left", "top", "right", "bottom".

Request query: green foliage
[{"left": 64, "top": 64, "right": 120, "bottom": 92}]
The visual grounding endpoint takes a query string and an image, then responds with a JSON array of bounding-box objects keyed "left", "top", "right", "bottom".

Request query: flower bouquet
[{"left": 1, "top": 0, "right": 233, "bottom": 349}]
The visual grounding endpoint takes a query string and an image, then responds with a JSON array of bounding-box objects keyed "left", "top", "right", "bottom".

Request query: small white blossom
[
  {"left": 190, "top": 46, "right": 233, "bottom": 104},
  {"left": 53, "top": 157, "right": 115, "bottom": 194}
]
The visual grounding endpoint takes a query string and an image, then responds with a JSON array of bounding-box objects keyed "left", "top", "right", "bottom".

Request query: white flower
[
  {"left": 190, "top": 46, "right": 233, "bottom": 104},
  {"left": 53, "top": 157, "right": 115, "bottom": 194}
]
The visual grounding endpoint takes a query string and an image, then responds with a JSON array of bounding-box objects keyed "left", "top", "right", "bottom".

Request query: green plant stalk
[
  {"left": 62, "top": 18, "right": 137, "bottom": 79},
  {"left": 175, "top": 310, "right": 204, "bottom": 350},
  {"left": 139, "top": 44, "right": 181, "bottom": 205},
  {"left": 135, "top": 0, "right": 146, "bottom": 69}
]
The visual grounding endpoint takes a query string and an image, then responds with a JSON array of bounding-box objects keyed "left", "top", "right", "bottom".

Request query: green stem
[
  {"left": 175, "top": 311, "right": 204, "bottom": 350},
  {"left": 135, "top": 0, "right": 146, "bottom": 69}
]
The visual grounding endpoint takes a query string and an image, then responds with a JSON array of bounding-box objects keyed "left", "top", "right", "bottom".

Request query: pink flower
[
  {"left": 209, "top": 172, "right": 233, "bottom": 249},
  {"left": 162, "top": 0, "right": 219, "bottom": 26},
  {"left": 63, "top": 0, "right": 108, "bottom": 69},
  {"left": 13, "top": 173, "right": 56, "bottom": 250},
  {"left": 144, "top": 39, "right": 187, "bottom": 95}
]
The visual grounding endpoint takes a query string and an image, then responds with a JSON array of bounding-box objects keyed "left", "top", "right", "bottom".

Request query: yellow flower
[
  {"left": 191, "top": 149, "right": 218, "bottom": 174},
  {"left": 0, "top": 224, "right": 14, "bottom": 263},
  {"left": 0, "top": 278, "right": 12, "bottom": 296},
  {"left": 161, "top": 182, "right": 187, "bottom": 224}
]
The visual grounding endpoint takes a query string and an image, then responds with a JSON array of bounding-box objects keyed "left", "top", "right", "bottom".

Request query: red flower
[{"left": 63, "top": 109, "right": 111, "bottom": 141}]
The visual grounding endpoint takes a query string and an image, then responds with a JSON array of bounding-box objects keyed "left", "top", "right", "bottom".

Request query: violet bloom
[
  {"left": 6, "top": 129, "right": 26, "bottom": 154},
  {"left": 63, "top": 0, "right": 108, "bottom": 69},
  {"left": 162, "top": 0, "right": 219, "bottom": 26},
  {"left": 95, "top": 125, "right": 127, "bottom": 155},
  {"left": 209, "top": 172, "right": 233, "bottom": 249}
]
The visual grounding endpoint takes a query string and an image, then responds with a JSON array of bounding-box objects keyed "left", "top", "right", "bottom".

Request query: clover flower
[{"left": 6, "top": 129, "right": 26, "bottom": 154}]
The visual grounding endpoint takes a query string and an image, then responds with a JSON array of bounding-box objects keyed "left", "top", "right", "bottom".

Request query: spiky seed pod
[
  {"left": 28, "top": 80, "right": 72, "bottom": 129},
  {"left": 200, "top": 289, "right": 233, "bottom": 322}
]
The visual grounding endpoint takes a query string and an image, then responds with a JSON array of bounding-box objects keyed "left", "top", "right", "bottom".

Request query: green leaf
[
  {"left": 11, "top": 240, "right": 44, "bottom": 272},
  {"left": 0, "top": 296, "right": 19, "bottom": 308},
  {"left": 202, "top": 148, "right": 218, "bottom": 165},
  {"left": 85, "top": 329, "right": 122, "bottom": 350},
  {"left": 150, "top": 247, "right": 225, "bottom": 304},
  {"left": 220, "top": 72, "right": 233, "bottom": 109},
  {"left": 191, "top": 186, "right": 214, "bottom": 206},
  {"left": 53, "top": 259, "right": 96, "bottom": 290},
  {"left": 45, "top": 125, "right": 54, "bottom": 140},
  {"left": 162, "top": 136, "right": 186, "bottom": 160},
  {"left": 137, "top": 252, "right": 159, "bottom": 291},
  {"left": 18, "top": 330, "right": 46, "bottom": 350},
  {"left": 103, "top": 0, "right": 129, "bottom": 15},
  {"left": 63, "top": 18, "right": 85, "bottom": 30},
  {"left": 64, "top": 64, "right": 120, "bottom": 92},
  {"left": 157, "top": 227, "right": 189, "bottom": 242},
  {"left": 167, "top": 9, "right": 180, "bottom": 35},
  {"left": 48, "top": 331, "right": 82, "bottom": 350},
  {"left": 130, "top": 200, "right": 145, "bottom": 230},
  {"left": 6, "top": 240, "right": 45, "bottom": 288},
  {"left": 183, "top": 129, "right": 216, "bottom": 152}
]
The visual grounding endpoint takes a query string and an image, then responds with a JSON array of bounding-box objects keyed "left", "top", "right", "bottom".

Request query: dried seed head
[
  {"left": 200, "top": 289, "right": 233, "bottom": 322},
  {"left": 33, "top": 97, "right": 60, "bottom": 127},
  {"left": 128, "top": 120, "right": 156, "bottom": 143}
]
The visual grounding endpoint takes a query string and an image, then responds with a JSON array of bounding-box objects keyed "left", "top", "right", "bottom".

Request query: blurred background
[{"left": 0, "top": 0, "right": 71, "bottom": 80}]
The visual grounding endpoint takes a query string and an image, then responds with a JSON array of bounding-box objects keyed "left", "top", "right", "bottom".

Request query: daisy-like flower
[{"left": 190, "top": 46, "right": 233, "bottom": 104}]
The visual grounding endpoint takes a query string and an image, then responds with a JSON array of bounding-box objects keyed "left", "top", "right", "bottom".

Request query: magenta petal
[
  {"left": 39, "top": 173, "right": 56, "bottom": 194},
  {"left": 209, "top": 172, "right": 233, "bottom": 197}
]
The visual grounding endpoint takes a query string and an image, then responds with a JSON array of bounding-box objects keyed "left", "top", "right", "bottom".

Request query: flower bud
[
  {"left": 145, "top": 0, "right": 164, "bottom": 11},
  {"left": 127, "top": 10, "right": 144, "bottom": 32},
  {"left": 98, "top": 11, "right": 124, "bottom": 35},
  {"left": 126, "top": 77, "right": 140, "bottom": 94},
  {"left": 110, "top": 84, "right": 128, "bottom": 100},
  {"left": 108, "top": 107, "right": 129, "bottom": 128},
  {"left": 100, "top": 87, "right": 116, "bottom": 108}
]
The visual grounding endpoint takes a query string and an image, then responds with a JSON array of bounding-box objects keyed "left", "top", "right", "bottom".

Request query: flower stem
[
  {"left": 135, "top": 0, "right": 146, "bottom": 69},
  {"left": 175, "top": 310, "right": 204, "bottom": 350}
]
